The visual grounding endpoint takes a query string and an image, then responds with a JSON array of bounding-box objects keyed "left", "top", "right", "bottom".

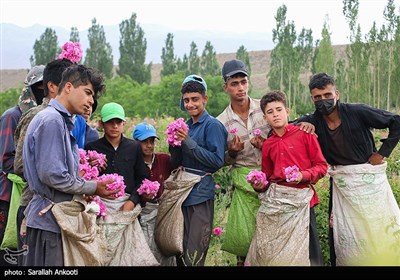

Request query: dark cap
[{"left": 222, "top": 59, "right": 248, "bottom": 81}]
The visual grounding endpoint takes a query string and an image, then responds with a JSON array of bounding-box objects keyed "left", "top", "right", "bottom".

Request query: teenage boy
[
  {"left": 85, "top": 102, "right": 149, "bottom": 211},
  {"left": 169, "top": 74, "right": 227, "bottom": 266},
  {"left": 247, "top": 90, "right": 327, "bottom": 266},
  {"left": 22, "top": 64, "right": 119, "bottom": 266},
  {"left": 133, "top": 122, "right": 175, "bottom": 266}
]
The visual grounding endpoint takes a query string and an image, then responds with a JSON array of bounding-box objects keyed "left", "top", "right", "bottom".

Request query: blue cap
[
  {"left": 180, "top": 74, "right": 207, "bottom": 111},
  {"left": 133, "top": 122, "right": 159, "bottom": 141}
]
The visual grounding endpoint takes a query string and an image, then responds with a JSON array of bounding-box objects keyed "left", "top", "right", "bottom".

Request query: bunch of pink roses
[
  {"left": 137, "top": 179, "right": 160, "bottom": 199},
  {"left": 246, "top": 170, "right": 268, "bottom": 187},
  {"left": 57, "top": 41, "right": 83, "bottom": 63},
  {"left": 165, "top": 118, "right": 189, "bottom": 146},
  {"left": 284, "top": 165, "right": 300, "bottom": 182},
  {"left": 78, "top": 149, "right": 106, "bottom": 180},
  {"left": 97, "top": 173, "right": 126, "bottom": 198}
]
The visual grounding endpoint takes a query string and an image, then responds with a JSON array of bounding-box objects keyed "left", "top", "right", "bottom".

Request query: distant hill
[{"left": 0, "top": 45, "right": 347, "bottom": 93}]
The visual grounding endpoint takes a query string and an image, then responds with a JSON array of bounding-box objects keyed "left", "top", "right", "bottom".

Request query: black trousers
[
  {"left": 309, "top": 206, "right": 324, "bottom": 266},
  {"left": 176, "top": 200, "right": 214, "bottom": 266}
]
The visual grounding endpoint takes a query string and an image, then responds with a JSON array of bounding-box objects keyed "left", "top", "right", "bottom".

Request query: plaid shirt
[
  {"left": 0, "top": 106, "right": 22, "bottom": 202},
  {"left": 217, "top": 97, "right": 270, "bottom": 168}
]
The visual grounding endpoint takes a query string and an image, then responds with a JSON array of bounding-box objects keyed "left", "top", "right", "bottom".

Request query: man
[
  {"left": 13, "top": 58, "right": 73, "bottom": 266},
  {"left": 0, "top": 65, "right": 44, "bottom": 265},
  {"left": 22, "top": 64, "right": 119, "bottom": 266},
  {"left": 169, "top": 74, "right": 227, "bottom": 266},
  {"left": 296, "top": 72, "right": 400, "bottom": 266},
  {"left": 247, "top": 90, "right": 327, "bottom": 266},
  {"left": 216, "top": 59, "right": 271, "bottom": 265},
  {"left": 85, "top": 102, "right": 149, "bottom": 212}
]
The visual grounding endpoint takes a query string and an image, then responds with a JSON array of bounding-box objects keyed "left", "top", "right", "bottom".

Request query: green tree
[
  {"left": 200, "top": 41, "right": 220, "bottom": 76},
  {"left": 383, "top": 0, "right": 399, "bottom": 110},
  {"left": 236, "top": 45, "right": 251, "bottom": 77},
  {"left": 30, "top": 27, "right": 58, "bottom": 66},
  {"left": 313, "top": 17, "right": 335, "bottom": 75},
  {"left": 188, "top": 42, "right": 201, "bottom": 75},
  {"left": 177, "top": 55, "right": 189, "bottom": 75},
  {"left": 69, "top": 27, "right": 80, "bottom": 42},
  {"left": 268, "top": 4, "right": 299, "bottom": 108},
  {"left": 118, "top": 13, "right": 151, "bottom": 84},
  {"left": 161, "top": 33, "right": 177, "bottom": 77},
  {"left": 84, "top": 18, "right": 113, "bottom": 78}
]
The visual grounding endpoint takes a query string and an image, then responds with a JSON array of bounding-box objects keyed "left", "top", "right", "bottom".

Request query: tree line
[{"left": 1, "top": 0, "right": 399, "bottom": 118}]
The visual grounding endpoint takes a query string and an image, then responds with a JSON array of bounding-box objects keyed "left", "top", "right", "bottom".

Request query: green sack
[
  {"left": 221, "top": 167, "right": 261, "bottom": 257},
  {"left": 0, "top": 174, "right": 26, "bottom": 249}
]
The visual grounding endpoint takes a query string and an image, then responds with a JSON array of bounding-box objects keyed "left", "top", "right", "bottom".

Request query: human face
[
  {"left": 81, "top": 105, "right": 92, "bottom": 121},
  {"left": 224, "top": 76, "right": 249, "bottom": 102},
  {"left": 263, "top": 101, "right": 289, "bottom": 131},
  {"left": 101, "top": 119, "right": 125, "bottom": 139},
  {"left": 182, "top": 92, "right": 208, "bottom": 122},
  {"left": 310, "top": 84, "right": 339, "bottom": 115},
  {"left": 310, "top": 84, "right": 339, "bottom": 102},
  {"left": 66, "top": 82, "right": 95, "bottom": 116},
  {"left": 139, "top": 137, "right": 156, "bottom": 158}
]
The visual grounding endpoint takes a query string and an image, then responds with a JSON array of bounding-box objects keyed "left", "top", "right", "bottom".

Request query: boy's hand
[
  {"left": 94, "top": 178, "right": 120, "bottom": 199},
  {"left": 120, "top": 200, "right": 135, "bottom": 211},
  {"left": 228, "top": 135, "right": 244, "bottom": 157},
  {"left": 250, "top": 135, "right": 265, "bottom": 149}
]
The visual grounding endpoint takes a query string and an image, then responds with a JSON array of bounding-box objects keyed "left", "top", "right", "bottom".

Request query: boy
[
  {"left": 168, "top": 74, "right": 227, "bottom": 266},
  {"left": 247, "top": 90, "right": 327, "bottom": 266},
  {"left": 22, "top": 64, "right": 119, "bottom": 266}
]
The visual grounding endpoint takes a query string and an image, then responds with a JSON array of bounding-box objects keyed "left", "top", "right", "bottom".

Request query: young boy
[
  {"left": 85, "top": 102, "right": 149, "bottom": 211},
  {"left": 168, "top": 74, "right": 227, "bottom": 266},
  {"left": 22, "top": 64, "right": 119, "bottom": 266},
  {"left": 133, "top": 122, "right": 175, "bottom": 266},
  {"left": 247, "top": 90, "right": 327, "bottom": 266}
]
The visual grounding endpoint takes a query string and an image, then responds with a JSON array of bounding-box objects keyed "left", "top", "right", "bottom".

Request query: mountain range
[{"left": 0, "top": 23, "right": 274, "bottom": 70}]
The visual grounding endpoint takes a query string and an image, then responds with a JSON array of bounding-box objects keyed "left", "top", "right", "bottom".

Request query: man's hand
[
  {"left": 141, "top": 193, "right": 155, "bottom": 202},
  {"left": 228, "top": 135, "right": 244, "bottom": 157},
  {"left": 120, "top": 200, "right": 135, "bottom": 211},
  {"left": 250, "top": 135, "right": 265, "bottom": 150},
  {"left": 94, "top": 178, "right": 120, "bottom": 199},
  {"left": 296, "top": 122, "right": 316, "bottom": 136},
  {"left": 368, "top": 152, "right": 385, "bottom": 165}
]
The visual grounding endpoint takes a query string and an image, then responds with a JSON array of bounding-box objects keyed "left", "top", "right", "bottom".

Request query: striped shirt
[{"left": 217, "top": 97, "right": 270, "bottom": 168}]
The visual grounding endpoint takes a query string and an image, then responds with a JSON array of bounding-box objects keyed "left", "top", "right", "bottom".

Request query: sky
[{"left": 1, "top": 0, "right": 399, "bottom": 45}]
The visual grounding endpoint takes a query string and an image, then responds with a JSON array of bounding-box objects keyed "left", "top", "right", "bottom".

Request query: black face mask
[{"left": 314, "top": 99, "right": 336, "bottom": 115}]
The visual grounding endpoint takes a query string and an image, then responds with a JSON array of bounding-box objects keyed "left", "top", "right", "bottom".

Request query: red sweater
[
  {"left": 262, "top": 123, "right": 328, "bottom": 207},
  {"left": 148, "top": 153, "right": 173, "bottom": 199}
]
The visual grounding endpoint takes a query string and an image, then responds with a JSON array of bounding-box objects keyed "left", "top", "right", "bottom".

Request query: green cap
[{"left": 100, "top": 102, "right": 126, "bottom": 122}]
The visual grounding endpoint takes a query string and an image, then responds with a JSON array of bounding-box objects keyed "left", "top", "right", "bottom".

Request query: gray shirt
[{"left": 23, "top": 99, "right": 96, "bottom": 233}]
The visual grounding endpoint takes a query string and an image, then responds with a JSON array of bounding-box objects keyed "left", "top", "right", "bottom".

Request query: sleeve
[
  {"left": 14, "top": 114, "right": 32, "bottom": 177},
  {"left": 300, "top": 134, "right": 328, "bottom": 184},
  {"left": 0, "top": 110, "right": 19, "bottom": 174},
  {"left": 357, "top": 105, "right": 400, "bottom": 158},
  {"left": 129, "top": 143, "right": 150, "bottom": 204},
  {"left": 181, "top": 121, "right": 227, "bottom": 169},
  {"left": 34, "top": 118, "right": 95, "bottom": 195}
]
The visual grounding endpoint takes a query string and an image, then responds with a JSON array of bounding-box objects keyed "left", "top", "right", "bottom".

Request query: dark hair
[
  {"left": 308, "top": 73, "right": 336, "bottom": 92},
  {"left": 181, "top": 81, "right": 206, "bottom": 95},
  {"left": 43, "top": 58, "right": 73, "bottom": 97},
  {"left": 58, "top": 64, "right": 106, "bottom": 99},
  {"left": 260, "top": 90, "right": 287, "bottom": 113}
]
